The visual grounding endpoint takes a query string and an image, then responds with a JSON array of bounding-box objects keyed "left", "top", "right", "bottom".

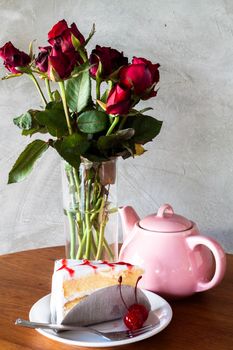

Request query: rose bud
[
  {"left": 35, "top": 46, "right": 52, "bottom": 73},
  {"left": 120, "top": 57, "right": 160, "bottom": 100},
  {"left": 106, "top": 84, "right": 131, "bottom": 115},
  {"left": 89, "top": 45, "right": 128, "bottom": 79},
  {"left": 48, "top": 45, "right": 76, "bottom": 81},
  {"left": 48, "top": 19, "right": 85, "bottom": 52},
  {"left": 0, "top": 41, "right": 31, "bottom": 74}
]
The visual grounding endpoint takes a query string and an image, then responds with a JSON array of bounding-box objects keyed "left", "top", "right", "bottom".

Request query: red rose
[
  {"left": 35, "top": 46, "right": 52, "bottom": 73},
  {"left": 120, "top": 57, "right": 160, "bottom": 100},
  {"left": 48, "top": 45, "right": 76, "bottom": 80},
  {"left": 89, "top": 45, "right": 128, "bottom": 79},
  {"left": 0, "top": 41, "right": 30, "bottom": 74},
  {"left": 48, "top": 19, "right": 85, "bottom": 52},
  {"left": 106, "top": 84, "right": 131, "bottom": 115}
]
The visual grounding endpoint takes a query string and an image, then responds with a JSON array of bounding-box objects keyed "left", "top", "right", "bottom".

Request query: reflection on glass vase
[{"left": 62, "top": 158, "right": 118, "bottom": 261}]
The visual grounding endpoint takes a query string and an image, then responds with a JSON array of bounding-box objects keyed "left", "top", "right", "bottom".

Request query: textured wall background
[{"left": 0, "top": 0, "right": 233, "bottom": 254}]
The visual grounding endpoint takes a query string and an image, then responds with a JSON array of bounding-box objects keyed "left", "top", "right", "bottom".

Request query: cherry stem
[
  {"left": 118, "top": 276, "right": 129, "bottom": 310},
  {"left": 134, "top": 276, "right": 142, "bottom": 304}
]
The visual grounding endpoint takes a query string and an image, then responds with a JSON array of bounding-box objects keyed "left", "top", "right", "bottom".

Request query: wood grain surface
[{"left": 0, "top": 246, "right": 232, "bottom": 350}]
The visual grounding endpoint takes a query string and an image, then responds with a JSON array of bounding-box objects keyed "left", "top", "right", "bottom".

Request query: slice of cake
[{"left": 50, "top": 259, "right": 145, "bottom": 325}]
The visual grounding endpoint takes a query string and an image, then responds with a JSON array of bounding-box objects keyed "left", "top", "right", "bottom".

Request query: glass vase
[{"left": 62, "top": 158, "right": 118, "bottom": 261}]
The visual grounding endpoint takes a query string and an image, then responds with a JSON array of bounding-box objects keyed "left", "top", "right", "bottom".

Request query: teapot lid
[{"left": 139, "top": 204, "right": 192, "bottom": 232}]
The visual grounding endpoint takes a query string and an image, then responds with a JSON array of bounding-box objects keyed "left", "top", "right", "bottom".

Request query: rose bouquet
[{"left": 0, "top": 19, "right": 162, "bottom": 260}]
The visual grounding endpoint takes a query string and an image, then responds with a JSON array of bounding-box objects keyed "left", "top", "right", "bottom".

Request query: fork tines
[{"left": 126, "top": 324, "right": 154, "bottom": 337}]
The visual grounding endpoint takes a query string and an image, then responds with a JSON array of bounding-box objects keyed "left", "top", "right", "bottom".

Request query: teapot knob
[{"left": 157, "top": 204, "right": 174, "bottom": 217}]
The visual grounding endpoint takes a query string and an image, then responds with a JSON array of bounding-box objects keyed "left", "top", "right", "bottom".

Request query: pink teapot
[{"left": 119, "top": 204, "right": 226, "bottom": 298}]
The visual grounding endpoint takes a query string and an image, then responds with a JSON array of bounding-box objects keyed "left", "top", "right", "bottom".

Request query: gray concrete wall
[{"left": 0, "top": 0, "right": 232, "bottom": 254}]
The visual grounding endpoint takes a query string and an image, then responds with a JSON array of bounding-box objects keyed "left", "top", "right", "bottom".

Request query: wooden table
[{"left": 0, "top": 246, "right": 232, "bottom": 350}]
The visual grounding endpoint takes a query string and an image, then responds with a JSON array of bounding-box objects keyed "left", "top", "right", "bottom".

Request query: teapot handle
[
  {"left": 186, "top": 235, "right": 226, "bottom": 292},
  {"left": 157, "top": 203, "right": 174, "bottom": 217}
]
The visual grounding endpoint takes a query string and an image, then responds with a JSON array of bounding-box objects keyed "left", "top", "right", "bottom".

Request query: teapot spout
[{"left": 119, "top": 206, "right": 140, "bottom": 239}]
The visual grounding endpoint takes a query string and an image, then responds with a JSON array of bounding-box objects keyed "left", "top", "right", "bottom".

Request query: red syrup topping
[
  {"left": 79, "top": 259, "right": 98, "bottom": 270},
  {"left": 98, "top": 260, "right": 134, "bottom": 270},
  {"left": 56, "top": 259, "right": 134, "bottom": 276},
  {"left": 114, "top": 261, "right": 133, "bottom": 270},
  {"left": 99, "top": 260, "right": 115, "bottom": 269},
  {"left": 56, "top": 259, "right": 75, "bottom": 277}
]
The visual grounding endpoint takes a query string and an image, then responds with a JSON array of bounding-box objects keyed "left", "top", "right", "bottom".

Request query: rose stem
[
  {"left": 95, "top": 78, "right": 102, "bottom": 111},
  {"left": 76, "top": 231, "right": 87, "bottom": 259},
  {"left": 65, "top": 167, "right": 77, "bottom": 256},
  {"left": 91, "top": 233, "right": 97, "bottom": 258},
  {"left": 29, "top": 73, "right": 47, "bottom": 106},
  {"left": 103, "top": 238, "right": 114, "bottom": 260},
  {"left": 59, "top": 85, "right": 81, "bottom": 202},
  {"left": 95, "top": 197, "right": 106, "bottom": 260},
  {"left": 71, "top": 167, "right": 82, "bottom": 246},
  {"left": 67, "top": 211, "right": 76, "bottom": 259},
  {"left": 67, "top": 167, "right": 83, "bottom": 249},
  {"left": 58, "top": 81, "right": 73, "bottom": 135},
  {"left": 85, "top": 179, "right": 92, "bottom": 259},
  {"left": 118, "top": 116, "right": 127, "bottom": 130},
  {"left": 96, "top": 221, "right": 106, "bottom": 260},
  {"left": 45, "top": 78, "right": 53, "bottom": 101},
  {"left": 96, "top": 78, "right": 101, "bottom": 101},
  {"left": 79, "top": 49, "right": 88, "bottom": 63},
  {"left": 106, "top": 116, "right": 119, "bottom": 136},
  {"left": 90, "top": 197, "right": 102, "bottom": 222}
]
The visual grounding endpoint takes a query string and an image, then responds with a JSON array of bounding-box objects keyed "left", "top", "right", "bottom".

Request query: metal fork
[{"left": 15, "top": 318, "right": 158, "bottom": 341}]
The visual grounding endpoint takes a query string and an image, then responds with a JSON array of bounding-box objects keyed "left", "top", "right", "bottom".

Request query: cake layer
[{"left": 63, "top": 266, "right": 143, "bottom": 297}]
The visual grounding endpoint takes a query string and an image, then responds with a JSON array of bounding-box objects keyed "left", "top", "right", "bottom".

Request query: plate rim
[{"left": 29, "top": 290, "right": 172, "bottom": 348}]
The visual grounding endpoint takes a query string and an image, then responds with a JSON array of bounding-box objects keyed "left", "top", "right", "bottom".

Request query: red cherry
[
  {"left": 124, "top": 308, "right": 145, "bottom": 330},
  {"left": 128, "top": 304, "right": 149, "bottom": 322},
  {"left": 118, "top": 275, "right": 149, "bottom": 330}
]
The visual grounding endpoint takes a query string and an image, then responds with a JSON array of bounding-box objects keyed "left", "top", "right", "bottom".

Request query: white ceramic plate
[{"left": 29, "top": 290, "right": 172, "bottom": 348}]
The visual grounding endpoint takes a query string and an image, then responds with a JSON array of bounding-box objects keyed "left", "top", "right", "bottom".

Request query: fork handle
[{"left": 15, "top": 318, "right": 89, "bottom": 332}]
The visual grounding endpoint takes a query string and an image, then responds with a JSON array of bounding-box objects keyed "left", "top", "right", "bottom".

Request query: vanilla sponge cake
[{"left": 50, "top": 259, "right": 144, "bottom": 324}]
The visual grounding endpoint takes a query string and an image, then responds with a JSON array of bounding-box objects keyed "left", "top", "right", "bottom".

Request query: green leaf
[
  {"left": 77, "top": 110, "right": 108, "bottom": 134},
  {"left": 54, "top": 134, "right": 90, "bottom": 169},
  {"left": 13, "top": 109, "right": 47, "bottom": 136},
  {"left": 97, "top": 128, "right": 135, "bottom": 151},
  {"left": 13, "top": 112, "right": 32, "bottom": 130},
  {"left": 8, "top": 140, "right": 49, "bottom": 184},
  {"left": 125, "top": 114, "right": 163, "bottom": 144},
  {"left": 35, "top": 102, "right": 68, "bottom": 137},
  {"left": 65, "top": 64, "right": 91, "bottom": 113},
  {"left": 22, "top": 126, "right": 47, "bottom": 137}
]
